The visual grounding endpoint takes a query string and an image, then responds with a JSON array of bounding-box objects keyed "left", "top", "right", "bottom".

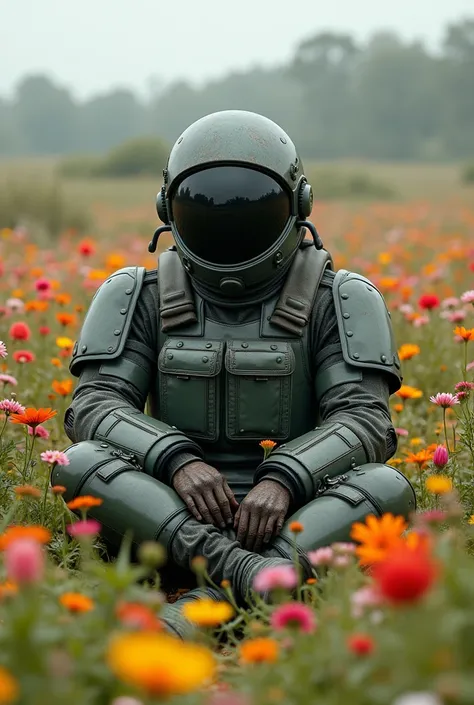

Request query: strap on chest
[
  {"left": 270, "top": 244, "right": 333, "bottom": 336},
  {"left": 158, "top": 248, "right": 197, "bottom": 332}
]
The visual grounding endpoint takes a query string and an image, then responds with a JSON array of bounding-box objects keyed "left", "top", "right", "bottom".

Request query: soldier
[{"left": 54, "top": 110, "right": 415, "bottom": 637}]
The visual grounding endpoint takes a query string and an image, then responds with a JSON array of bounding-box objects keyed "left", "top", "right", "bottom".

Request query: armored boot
[{"left": 53, "top": 441, "right": 295, "bottom": 605}]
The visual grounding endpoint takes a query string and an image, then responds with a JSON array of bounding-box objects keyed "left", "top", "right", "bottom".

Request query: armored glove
[
  {"left": 172, "top": 461, "right": 239, "bottom": 529},
  {"left": 234, "top": 479, "right": 291, "bottom": 553}
]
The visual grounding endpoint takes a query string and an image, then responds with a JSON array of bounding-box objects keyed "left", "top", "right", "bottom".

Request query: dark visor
[{"left": 170, "top": 166, "right": 291, "bottom": 265}]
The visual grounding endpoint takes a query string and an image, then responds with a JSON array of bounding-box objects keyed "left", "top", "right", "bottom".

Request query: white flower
[{"left": 393, "top": 692, "right": 443, "bottom": 705}]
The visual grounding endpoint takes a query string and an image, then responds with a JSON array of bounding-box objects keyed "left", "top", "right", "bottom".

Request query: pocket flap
[
  {"left": 158, "top": 339, "right": 223, "bottom": 377},
  {"left": 225, "top": 341, "right": 295, "bottom": 377}
]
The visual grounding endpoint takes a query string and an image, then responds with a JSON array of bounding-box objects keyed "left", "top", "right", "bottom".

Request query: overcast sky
[{"left": 2, "top": 0, "right": 473, "bottom": 99}]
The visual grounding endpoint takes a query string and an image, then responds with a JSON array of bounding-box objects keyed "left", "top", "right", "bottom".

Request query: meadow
[{"left": 0, "top": 160, "right": 474, "bottom": 705}]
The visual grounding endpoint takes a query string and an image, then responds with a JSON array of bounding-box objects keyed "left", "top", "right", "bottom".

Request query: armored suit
[{"left": 54, "top": 111, "right": 415, "bottom": 637}]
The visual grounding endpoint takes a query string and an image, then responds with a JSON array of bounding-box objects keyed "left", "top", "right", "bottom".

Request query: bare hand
[
  {"left": 234, "top": 480, "right": 291, "bottom": 553},
  {"left": 173, "top": 461, "right": 239, "bottom": 528}
]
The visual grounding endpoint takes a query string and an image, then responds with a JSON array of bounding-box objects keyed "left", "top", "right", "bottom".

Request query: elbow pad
[
  {"left": 254, "top": 422, "right": 367, "bottom": 506},
  {"left": 94, "top": 408, "right": 203, "bottom": 483}
]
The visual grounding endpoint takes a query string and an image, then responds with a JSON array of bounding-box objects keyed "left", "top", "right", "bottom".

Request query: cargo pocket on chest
[
  {"left": 158, "top": 340, "right": 223, "bottom": 441},
  {"left": 225, "top": 341, "right": 295, "bottom": 441}
]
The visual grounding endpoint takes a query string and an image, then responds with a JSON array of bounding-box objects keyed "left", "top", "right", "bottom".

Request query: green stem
[
  {"left": 0, "top": 415, "right": 8, "bottom": 442},
  {"left": 463, "top": 341, "right": 468, "bottom": 381},
  {"left": 443, "top": 408, "right": 450, "bottom": 453}
]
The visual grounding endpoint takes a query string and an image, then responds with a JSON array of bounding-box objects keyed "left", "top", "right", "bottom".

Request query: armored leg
[
  {"left": 160, "top": 587, "right": 224, "bottom": 639},
  {"left": 266, "top": 463, "right": 416, "bottom": 561},
  {"left": 53, "top": 441, "right": 295, "bottom": 605}
]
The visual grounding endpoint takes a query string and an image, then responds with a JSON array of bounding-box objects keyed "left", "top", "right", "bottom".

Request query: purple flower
[{"left": 432, "top": 445, "right": 449, "bottom": 468}]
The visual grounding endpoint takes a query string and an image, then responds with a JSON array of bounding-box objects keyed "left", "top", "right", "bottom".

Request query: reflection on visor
[{"left": 171, "top": 166, "right": 291, "bottom": 265}]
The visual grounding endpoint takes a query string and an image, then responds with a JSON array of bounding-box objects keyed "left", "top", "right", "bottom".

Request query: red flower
[
  {"left": 13, "top": 350, "right": 35, "bottom": 363},
  {"left": 78, "top": 239, "right": 95, "bottom": 256},
  {"left": 418, "top": 294, "right": 440, "bottom": 310},
  {"left": 372, "top": 546, "right": 438, "bottom": 604},
  {"left": 346, "top": 633, "right": 375, "bottom": 656},
  {"left": 9, "top": 322, "right": 31, "bottom": 341},
  {"left": 39, "top": 326, "right": 51, "bottom": 336}
]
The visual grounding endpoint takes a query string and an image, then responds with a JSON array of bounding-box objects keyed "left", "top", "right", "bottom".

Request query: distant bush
[
  {"left": 60, "top": 136, "right": 169, "bottom": 179},
  {"left": 461, "top": 163, "right": 474, "bottom": 184},
  {"left": 0, "top": 178, "right": 90, "bottom": 239},
  {"left": 308, "top": 168, "right": 396, "bottom": 200}
]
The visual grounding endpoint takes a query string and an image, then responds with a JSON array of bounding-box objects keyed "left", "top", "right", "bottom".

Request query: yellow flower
[
  {"left": 107, "top": 632, "right": 215, "bottom": 696},
  {"left": 387, "top": 458, "right": 403, "bottom": 466},
  {"left": 409, "top": 437, "right": 424, "bottom": 447},
  {"left": 56, "top": 336, "right": 74, "bottom": 349},
  {"left": 425, "top": 475, "right": 453, "bottom": 495},
  {"left": 181, "top": 598, "right": 234, "bottom": 627},
  {"left": 0, "top": 666, "right": 19, "bottom": 704},
  {"left": 468, "top": 516, "right": 474, "bottom": 525}
]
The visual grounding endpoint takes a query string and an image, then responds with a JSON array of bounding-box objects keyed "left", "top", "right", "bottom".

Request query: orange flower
[
  {"left": 9, "top": 407, "right": 57, "bottom": 429},
  {"left": 404, "top": 448, "right": 434, "bottom": 470},
  {"left": 55, "top": 293, "right": 72, "bottom": 306},
  {"left": 239, "top": 637, "right": 279, "bottom": 664},
  {"left": 454, "top": 326, "right": 474, "bottom": 342},
  {"left": 259, "top": 440, "right": 277, "bottom": 452},
  {"left": 0, "top": 525, "right": 51, "bottom": 550},
  {"left": 0, "top": 666, "right": 19, "bottom": 703},
  {"left": 398, "top": 344, "right": 421, "bottom": 361},
  {"left": 392, "top": 403, "right": 404, "bottom": 413},
  {"left": 59, "top": 592, "right": 94, "bottom": 613},
  {"left": 116, "top": 601, "right": 163, "bottom": 631},
  {"left": 25, "top": 300, "right": 49, "bottom": 312},
  {"left": 51, "top": 485, "right": 67, "bottom": 495},
  {"left": 67, "top": 496, "right": 103, "bottom": 510},
  {"left": 289, "top": 521, "right": 304, "bottom": 534},
  {"left": 51, "top": 358, "right": 62, "bottom": 367},
  {"left": 52, "top": 379, "right": 73, "bottom": 396},
  {"left": 396, "top": 385, "right": 423, "bottom": 400},
  {"left": 350, "top": 513, "right": 408, "bottom": 566},
  {"left": 106, "top": 253, "right": 126, "bottom": 270},
  {"left": 56, "top": 312, "right": 77, "bottom": 327},
  {"left": 0, "top": 580, "right": 18, "bottom": 599},
  {"left": 14, "top": 485, "right": 41, "bottom": 498}
]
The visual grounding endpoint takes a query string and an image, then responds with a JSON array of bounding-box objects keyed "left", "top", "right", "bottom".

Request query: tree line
[{"left": 1, "top": 18, "right": 473, "bottom": 161}]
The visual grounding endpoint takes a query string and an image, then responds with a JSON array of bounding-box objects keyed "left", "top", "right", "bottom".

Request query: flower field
[{"left": 1, "top": 188, "right": 474, "bottom": 705}]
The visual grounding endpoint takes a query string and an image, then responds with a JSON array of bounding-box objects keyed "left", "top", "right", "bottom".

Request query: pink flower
[
  {"left": 110, "top": 698, "right": 145, "bottom": 705},
  {"left": 5, "top": 538, "right": 44, "bottom": 584},
  {"left": 67, "top": 519, "right": 101, "bottom": 538},
  {"left": 270, "top": 602, "right": 317, "bottom": 634},
  {"left": 456, "top": 391, "right": 469, "bottom": 402},
  {"left": 350, "top": 585, "right": 384, "bottom": 617},
  {"left": 467, "top": 361, "right": 474, "bottom": 372},
  {"left": 35, "top": 278, "right": 51, "bottom": 292},
  {"left": 446, "top": 310, "right": 467, "bottom": 323},
  {"left": 0, "top": 399, "right": 26, "bottom": 415},
  {"left": 395, "top": 427, "right": 409, "bottom": 437},
  {"left": 460, "top": 290, "right": 474, "bottom": 305},
  {"left": 0, "top": 341, "right": 7, "bottom": 359},
  {"left": 253, "top": 564, "right": 298, "bottom": 592},
  {"left": 331, "top": 542, "right": 357, "bottom": 554},
  {"left": 432, "top": 445, "right": 449, "bottom": 468},
  {"left": 429, "top": 392, "right": 460, "bottom": 408},
  {"left": 308, "top": 547, "right": 334, "bottom": 566},
  {"left": 0, "top": 374, "right": 17, "bottom": 387},
  {"left": 441, "top": 297, "right": 460, "bottom": 309},
  {"left": 333, "top": 554, "right": 351, "bottom": 568},
  {"left": 415, "top": 509, "right": 447, "bottom": 526},
  {"left": 455, "top": 381, "right": 474, "bottom": 392},
  {"left": 40, "top": 450, "right": 70, "bottom": 466},
  {"left": 28, "top": 424, "right": 50, "bottom": 439},
  {"left": 399, "top": 304, "right": 414, "bottom": 315},
  {"left": 5, "top": 298, "right": 24, "bottom": 313},
  {"left": 413, "top": 315, "right": 430, "bottom": 328}
]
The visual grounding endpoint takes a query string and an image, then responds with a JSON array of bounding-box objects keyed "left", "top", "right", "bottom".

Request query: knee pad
[
  {"left": 52, "top": 440, "right": 191, "bottom": 552},
  {"left": 273, "top": 462, "right": 416, "bottom": 554}
]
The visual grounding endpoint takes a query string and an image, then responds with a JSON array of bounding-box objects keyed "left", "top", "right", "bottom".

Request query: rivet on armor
[
  {"left": 100, "top": 443, "right": 108, "bottom": 448},
  {"left": 346, "top": 331, "right": 353, "bottom": 337},
  {"left": 120, "top": 308, "right": 127, "bottom": 314},
  {"left": 205, "top": 342, "right": 212, "bottom": 349},
  {"left": 270, "top": 344, "right": 278, "bottom": 350},
  {"left": 240, "top": 429, "right": 245, "bottom": 433},
  {"left": 343, "top": 313, "right": 350, "bottom": 319},
  {"left": 350, "top": 457, "right": 355, "bottom": 463},
  {"left": 381, "top": 354, "right": 387, "bottom": 362},
  {"left": 177, "top": 136, "right": 183, "bottom": 144},
  {"left": 114, "top": 329, "right": 121, "bottom": 336},
  {"left": 241, "top": 342, "right": 248, "bottom": 349},
  {"left": 107, "top": 346, "right": 114, "bottom": 352},
  {"left": 276, "top": 356, "right": 282, "bottom": 363},
  {"left": 167, "top": 353, "right": 173, "bottom": 360},
  {"left": 202, "top": 356, "right": 209, "bottom": 363},
  {"left": 366, "top": 286, "right": 372, "bottom": 291},
  {"left": 353, "top": 353, "right": 360, "bottom": 359},
  {"left": 81, "top": 345, "right": 87, "bottom": 353},
  {"left": 341, "top": 293, "right": 349, "bottom": 300},
  {"left": 280, "top": 137, "right": 287, "bottom": 144},
  {"left": 351, "top": 461, "right": 356, "bottom": 468},
  {"left": 125, "top": 288, "right": 132, "bottom": 295},
  {"left": 176, "top": 341, "right": 184, "bottom": 348}
]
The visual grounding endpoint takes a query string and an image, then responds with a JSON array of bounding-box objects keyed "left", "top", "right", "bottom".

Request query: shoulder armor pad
[
  {"left": 332, "top": 270, "right": 402, "bottom": 392},
  {"left": 70, "top": 266, "right": 146, "bottom": 376}
]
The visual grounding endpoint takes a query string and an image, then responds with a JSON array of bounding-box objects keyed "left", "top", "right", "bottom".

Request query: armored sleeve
[
  {"left": 254, "top": 270, "right": 399, "bottom": 507},
  {"left": 64, "top": 269, "right": 203, "bottom": 484}
]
